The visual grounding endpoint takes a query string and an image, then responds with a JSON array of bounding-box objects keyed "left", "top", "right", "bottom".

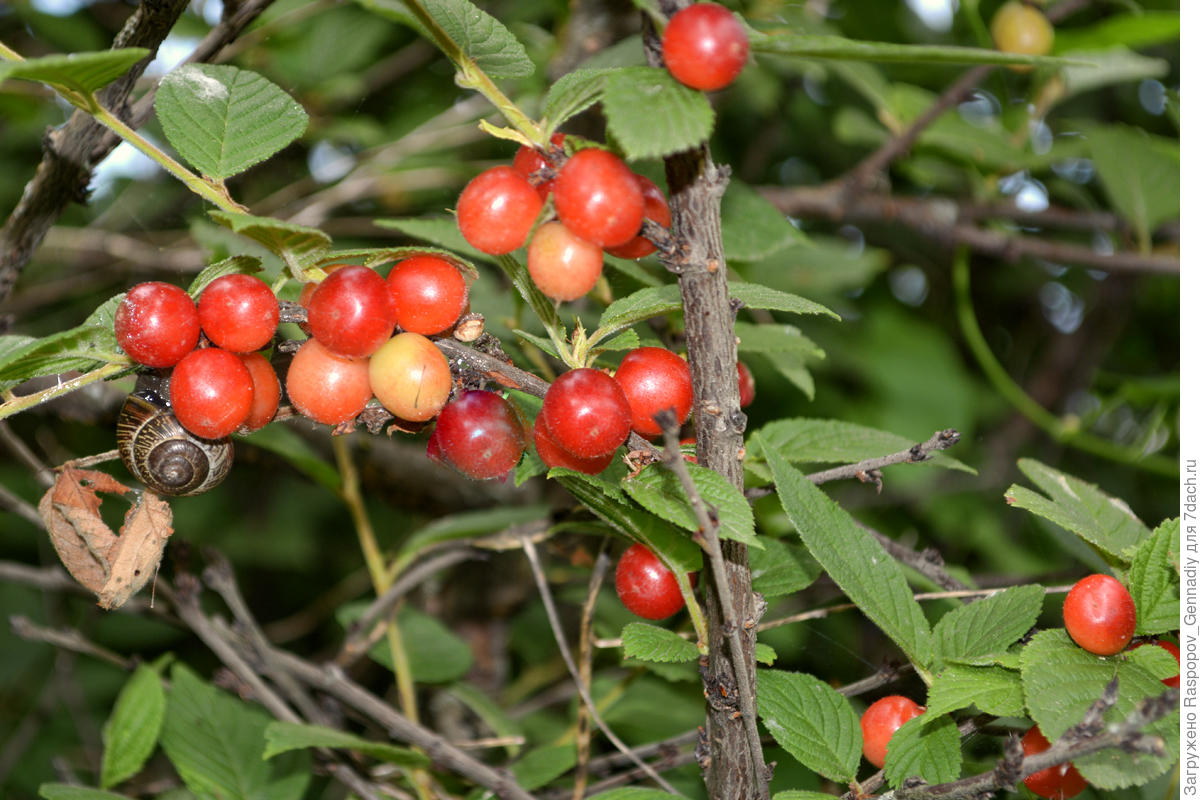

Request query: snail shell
[{"left": 117, "top": 391, "right": 233, "bottom": 496}]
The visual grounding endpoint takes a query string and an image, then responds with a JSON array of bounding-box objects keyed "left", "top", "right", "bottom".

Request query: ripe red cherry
[
  {"left": 368, "top": 333, "right": 452, "bottom": 422},
  {"left": 661, "top": 3, "right": 749, "bottom": 92},
  {"left": 1021, "top": 725, "right": 1088, "bottom": 799},
  {"left": 614, "top": 347, "right": 693, "bottom": 438},
  {"left": 532, "top": 413, "right": 613, "bottom": 474},
  {"left": 1132, "top": 639, "right": 1181, "bottom": 688},
  {"left": 540, "top": 368, "right": 632, "bottom": 459},
  {"left": 513, "top": 132, "right": 565, "bottom": 200},
  {"left": 606, "top": 175, "right": 671, "bottom": 260},
  {"left": 430, "top": 390, "right": 527, "bottom": 480},
  {"left": 114, "top": 282, "right": 200, "bottom": 368},
  {"left": 615, "top": 543, "right": 692, "bottom": 620},
  {"left": 237, "top": 351, "right": 280, "bottom": 431},
  {"left": 553, "top": 149, "right": 646, "bottom": 249},
  {"left": 307, "top": 266, "right": 395, "bottom": 358},
  {"left": 527, "top": 221, "right": 604, "bottom": 302},
  {"left": 386, "top": 255, "right": 468, "bottom": 335},
  {"left": 169, "top": 348, "right": 254, "bottom": 439},
  {"left": 1062, "top": 574, "right": 1137, "bottom": 656},
  {"left": 197, "top": 274, "right": 279, "bottom": 353},
  {"left": 860, "top": 695, "right": 924, "bottom": 768},
  {"left": 286, "top": 339, "right": 372, "bottom": 425},
  {"left": 456, "top": 165, "right": 544, "bottom": 255},
  {"left": 737, "top": 361, "right": 755, "bottom": 407}
]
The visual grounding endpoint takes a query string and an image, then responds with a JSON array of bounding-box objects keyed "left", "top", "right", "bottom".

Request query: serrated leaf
[
  {"left": 543, "top": 69, "right": 613, "bottom": 132},
  {"left": 750, "top": 31, "right": 1076, "bottom": 67},
  {"left": 932, "top": 585, "right": 1044, "bottom": 663},
  {"left": 263, "top": 722, "right": 428, "bottom": 766},
  {"left": 602, "top": 67, "right": 713, "bottom": 160},
  {"left": 0, "top": 292, "right": 128, "bottom": 389},
  {"left": 1128, "top": 519, "right": 1180, "bottom": 635},
  {"left": 1082, "top": 124, "right": 1179, "bottom": 249},
  {"left": 761, "top": 440, "right": 932, "bottom": 669},
  {"left": 38, "top": 786, "right": 133, "bottom": 800},
  {"left": 354, "top": 0, "right": 533, "bottom": 79},
  {"left": 722, "top": 180, "right": 806, "bottom": 261},
  {"left": 925, "top": 664, "right": 1024, "bottom": 719},
  {"left": 1005, "top": 459, "right": 1150, "bottom": 562},
  {"left": 758, "top": 670, "right": 860, "bottom": 782},
  {"left": 756, "top": 642, "right": 777, "bottom": 665},
  {"left": 728, "top": 282, "right": 837, "bottom": 320},
  {"left": 1128, "top": 641, "right": 1179, "bottom": 682},
  {"left": 1021, "top": 629, "right": 1178, "bottom": 789},
  {"left": 749, "top": 536, "right": 821, "bottom": 598},
  {"left": 208, "top": 212, "right": 332, "bottom": 267},
  {"left": 734, "top": 322, "right": 823, "bottom": 358},
  {"left": 511, "top": 743, "right": 575, "bottom": 790},
  {"left": 592, "top": 328, "right": 640, "bottom": 353},
  {"left": 156, "top": 64, "right": 307, "bottom": 180},
  {"left": 0, "top": 48, "right": 150, "bottom": 97},
  {"left": 161, "top": 664, "right": 309, "bottom": 800},
  {"left": 621, "top": 622, "right": 699, "bottom": 663},
  {"left": 884, "top": 714, "right": 961, "bottom": 786},
  {"left": 186, "top": 255, "right": 264, "bottom": 297},
  {"left": 621, "top": 462, "right": 758, "bottom": 548},
  {"left": 100, "top": 664, "right": 166, "bottom": 788}
]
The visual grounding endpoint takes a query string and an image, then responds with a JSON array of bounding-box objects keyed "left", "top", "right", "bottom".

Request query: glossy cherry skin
[
  {"left": 532, "top": 413, "right": 613, "bottom": 474},
  {"left": 1021, "top": 725, "right": 1088, "bottom": 799},
  {"left": 661, "top": 3, "right": 749, "bottom": 91},
  {"left": 513, "top": 132, "right": 565, "bottom": 200},
  {"left": 553, "top": 149, "right": 646, "bottom": 249},
  {"left": 736, "top": 361, "right": 756, "bottom": 407},
  {"left": 541, "top": 368, "right": 633, "bottom": 460},
  {"left": 114, "top": 281, "right": 201, "bottom": 368},
  {"left": 286, "top": 339, "right": 372, "bottom": 425},
  {"left": 386, "top": 255, "right": 468, "bottom": 335},
  {"left": 527, "top": 221, "right": 605, "bottom": 302},
  {"left": 606, "top": 175, "right": 670, "bottom": 260},
  {"left": 237, "top": 351, "right": 280, "bottom": 431},
  {"left": 615, "top": 543, "right": 691, "bottom": 620},
  {"left": 431, "top": 390, "right": 527, "bottom": 480},
  {"left": 1132, "top": 639, "right": 1181, "bottom": 688},
  {"left": 197, "top": 274, "right": 279, "bottom": 353},
  {"left": 307, "top": 266, "right": 395, "bottom": 359},
  {"left": 614, "top": 347, "right": 693, "bottom": 438},
  {"left": 1062, "top": 574, "right": 1137, "bottom": 656},
  {"left": 170, "top": 347, "right": 254, "bottom": 440},
  {"left": 860, "top": 695, "right": 924, "bottom": 769},
  {"left": 368, "top": 333, "right": 452, "bottom": 422},
  {"left": 456, "top": 165, "right": 544, "bottom": 255}
]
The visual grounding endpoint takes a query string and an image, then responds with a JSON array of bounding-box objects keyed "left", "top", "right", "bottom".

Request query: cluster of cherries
[{"left": 856, "top": 573, "right": 1178, "bottom": 799}]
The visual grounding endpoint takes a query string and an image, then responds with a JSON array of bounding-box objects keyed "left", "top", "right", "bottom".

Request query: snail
[{"left": 116, "top": 387, "right": 234, "bottom": 496}]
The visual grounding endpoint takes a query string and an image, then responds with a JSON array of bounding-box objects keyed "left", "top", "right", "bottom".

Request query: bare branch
[{"left": 10, "top": 615, "right": 135, "bottom": 670}]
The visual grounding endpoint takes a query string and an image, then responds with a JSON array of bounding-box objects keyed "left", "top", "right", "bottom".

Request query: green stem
[
  {"left": 673, "top": 564, "right": 708, "bottom": 654},
  {"left": 0, "top": 41, "right": 24, "bottom": 61},
  {"left": 0, "top": 362, "right": 128, "bottom": 421},
  {"left": 953, "top": 249, "right": 1177, "bottom": 478}
]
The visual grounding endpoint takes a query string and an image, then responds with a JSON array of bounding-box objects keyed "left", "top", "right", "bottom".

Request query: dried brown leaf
[
  {"left": 98, "top": 492, "right": 174, "bottom": 609},
  {"left": 38, "top": 468, "right": 130, "bottom": 595}
]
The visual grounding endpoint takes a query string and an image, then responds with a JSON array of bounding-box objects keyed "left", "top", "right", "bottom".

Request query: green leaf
[
  {"left": 932, "top": 585, "right": 1044, "bottom": 663},
  {"left": 602, "top": 67, "right": 713, "bottom": 160},
  {"left": 734, "top": 322, "right": 823, "bottom": 358},
  {"left": 728, "top": 282, "right": 837, "bottom": 320},
  {"left": 722, "top": 180, "right": 806, "bottom": 261},
  {"left": 395, "top": 504, "right": 552, "bottom": 566},
  {"left": 208, "top": 211, "right": 332, "bottom": 267},
  {"left": 756, "top": 642, "right": 777, "bottom": 665},
  {"left": 588, "top": 789, "right": 679, "bottom": 800},
  {"left": 757, "top": 670, "right": 860, "bottom": 782},
  {"left": 1128, "top": 641, "right": 1179, "bottom": 683},
  {"left": 493, "top": 253, "right": 563, "bottom": 344},
  {"left": 511, "top": 743, "right": 575, "bottom": 790},
  {"left": 186, "top": 255, "right": 264, "bottom": 297},
  {"left": 1004, "top": 459, "right": 1151, "bottom": 562},
  {"left": 543, "top": 69, "right": 613, "bottom": 132},
  {"left": 1128, "top": 518, "right": 1181, "bottom": 635},
  {"left": 263, "top": 722, "right": 429, "bottom": 766},
  {"left": 161, "top": 664, "right": 309, "bottom": 800},
  {"left": 761, "top": 439, "right": 933, "bottom": 669},
  {"left": 360, "top": 247, "right": 479, "bottom": 282},
  {"left": 100, "top": 664, "right": 166, "bottom": 788},
  {"left": 884, "top": 714, "right": 961, "bottom": 786},
  {"left": 925, "top": 664, "right": 1024, "bottom": 719},
  {"left": 751, "top": 31, "right": 1076, "bottom": 67},
  {"left": 1060, "top": 49, "right": 1169, "bottom": 103},
  {"left": 1021, "top": 629, "right": 1178, "bottom": 789},
  {"left": 0, "top": 48, "right": 150, "bottom": 97},
  {"left": 621, "top": 462, "right": 759, "bottom": 548},
  {"left": 38, "top": 786, "right": 133, "bottom": 800},
  {"left": 444, "top": 683, "right": 522, "bottom": 757},
  {"left": 621, "top": 622, "right": 700, "bottom": 663},
  {"left": 353, "top": 606, "right": 473, "bottom": 683},
  {"left": 155, "top": 64, "right": 308, "bottom": 180},
  {"left": 773, "top": 793, "right": 840, "bottom": 800},
  {"left": 373, "top": 216, "right": 495, "bottom": 263},
  {"left": 1083, "top": 124, "right": 1179, "bottom": 248},
  {"left": 240, "top": 425, "right": 341, "bottom": 494},
  {"left": 1053, "top": 11, "right": 1179, "bottom": 54},
  {"left": 0, "top": 294, "right": 127, "bottom": 389},
  {"left": 591, "top": 328, "right": 640, "bottom": 354},
  {"left": 354, "top": 0, "right": 534, "bottom": 80},
  {"left": 749, "top": 536, "right": 821, "bottom": 598}
]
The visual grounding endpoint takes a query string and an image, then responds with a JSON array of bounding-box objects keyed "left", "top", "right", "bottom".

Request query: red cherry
[
  {"left": 737, "top": 361, "right": 755, "bottom": 407},
  {"left": 237, "top": 351, "right": 280, "bottom": 431},
  {"left": 1062, "top": 574, "right": 1137, "bottom": 656},
  {"left": 860, "top": 695, "right": 924, "bottom": 769},
  {"left": 606, "top": 175, "right": 671, "bottom": 260},
  {"left": 286, "top": 339, "right": 372, "bottom": 425},
  {"left": 1021, "top": 725, "right": 1088, "bottom": 799},
  {"left": 456, "top": 165, "right": 544, "bottom": 255},
  {"left": 553, "top": 149, "right": 645, "bottom": 249},
  {"left": 527, "top": 221, "right": 604, "bottom": 302},
  {"left": 197, "top": 274, "right": 279, "bottom": 353},
  {"left": 615, "top": 543, "right": 692, "bottom": 620},
  {"left": 307, "top": 266, "right": 395, "bottom": 359},
  {"left": 614, "top": 347, "right": 693, "bottom": 438},
  {"left": 114, "top": 282, "right": 200, "bottom": 368},
  {"left": 540, "top": 368, "right": 632, "bottom": 460},
  {"left": 368, "top": 332, "right": 452, "bottom": 422},
  {"left": 1132, "top": 639, "right": 1181, "bottom": 688},
  {"left": 430, "top": 390, "right": 527, "bottom": 480},
  {"left": 661, "top": 3, "right": 749, "bottom": 92},
  {"left": 385, "top": 255, "right": 468, "bottom": 335},
  {"left": 513, "top": 132, "right": 565, "bottom": 200},
  {"left": 169, "top": 348, "right": 254, "bottom": 439},
  {"left": 532, "top": 413, "right": 613, "bottom": 474}
]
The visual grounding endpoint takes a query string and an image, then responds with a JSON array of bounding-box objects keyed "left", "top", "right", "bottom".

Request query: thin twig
[
  {"left": 0, "top": 482, "right": 41, "bottom": 528},
  {"left": 862, "top": 523, "right": 970, "bottom": 593},
  {"left": 10, "top": 615, "right": 135, "bottom": 670},
  {"left": 572, "top": 542, "right": 611, "bottom": 800}
]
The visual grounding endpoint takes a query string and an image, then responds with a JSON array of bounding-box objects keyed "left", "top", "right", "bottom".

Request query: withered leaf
[
  {"left": 39, "top": 468, "right": 130, "bottom": 597},
  {"left": 98, "top": 491, "right": 174, "bottom": 610}
]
